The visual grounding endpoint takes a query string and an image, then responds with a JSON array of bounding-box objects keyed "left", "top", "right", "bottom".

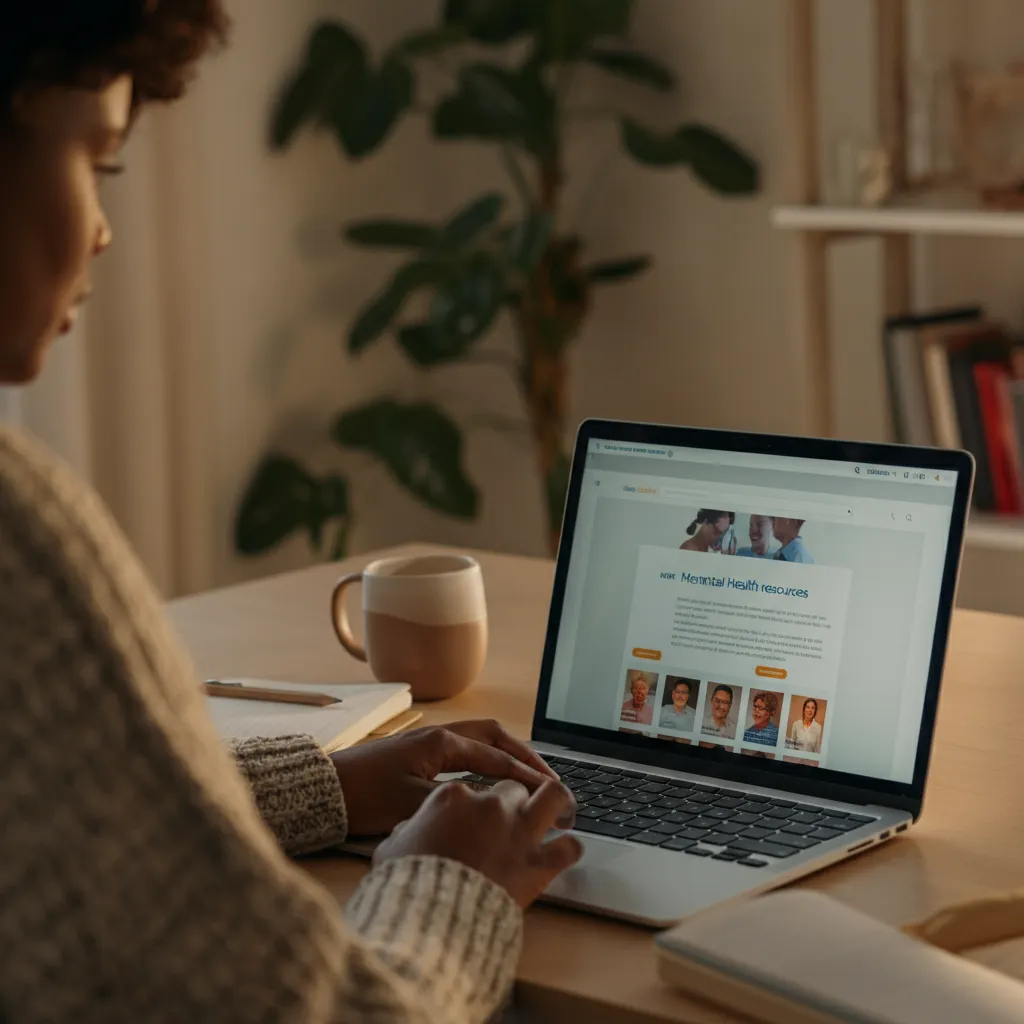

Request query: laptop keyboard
[{"left": 463, "top": 755, "right": 878, "bottom": 868}]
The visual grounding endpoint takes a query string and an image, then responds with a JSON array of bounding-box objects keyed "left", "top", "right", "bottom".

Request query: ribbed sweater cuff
[
  {"left": 346, "top": 856, "right": 522, "bottom": 1021},
  {"left": 229, "top": 734, "right": 348, "bottom": 856}
]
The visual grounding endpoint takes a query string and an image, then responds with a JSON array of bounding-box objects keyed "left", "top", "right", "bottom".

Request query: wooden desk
[{"left": 169, "top": 545, "right": 1024, "bottom": 1023}]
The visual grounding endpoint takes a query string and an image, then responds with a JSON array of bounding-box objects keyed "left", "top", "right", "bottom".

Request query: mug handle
[{"left": 331, "top": 573, "right": 367, "bottom": 661}]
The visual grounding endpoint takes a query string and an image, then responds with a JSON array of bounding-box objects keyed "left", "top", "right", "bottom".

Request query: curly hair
[
  {"left": 753, "top": 691, "right": 779, "bottom": 718},
  {"left": 0, "top": 1, "right": 229, "bottom": 117}
]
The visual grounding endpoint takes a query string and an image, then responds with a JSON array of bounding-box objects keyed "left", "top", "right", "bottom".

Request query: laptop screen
[{"left": 542, "top": 437, "right": 961, "bottom": 786}]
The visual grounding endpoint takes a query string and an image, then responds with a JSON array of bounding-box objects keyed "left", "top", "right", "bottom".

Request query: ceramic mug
[{"left": 330, "top": 553, "right": 488, "bottom": 701}]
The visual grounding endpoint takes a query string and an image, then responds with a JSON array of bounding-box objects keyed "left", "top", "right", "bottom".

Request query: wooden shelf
[
  {"left": 772, "top": 189, "right": 1024, "bottom": 238},
  {"left": 967, "top": 514, "right": 1024, "bottom": 552}
]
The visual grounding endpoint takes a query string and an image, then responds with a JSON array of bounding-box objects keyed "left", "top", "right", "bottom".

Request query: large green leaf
[
  {"left": 504, "top": 211, "right": 553, "bottom": 273},
  {"left": 443, "top": 0, "right": 534, "bottom": 44},
  {"left": 332, "top": 400, "right": 479, "bottom": 518},
  {"left": 333, "top": 59, "right": 413, "bottom": 159},
  {"left": 437, "top": 193, "right": 505, "bottom": 250},
  {"left": 234, "top": 455, "right": 349, "bottom": 555},
  {"left": 349, "top": 260, "right": 443, "bottom": 353},
  {"left": 676, "top": 124, "right": 760, "bottom": 195},
  {"left": 586, "top": 48, "right": 675, "bottom": 91},
  {"left": 270, "top": 22, "right": 368, "bottom": 150},
  {"left": 345, "top": 219, "right": 438, "bottom": 248},
  {"left": 586, "top": 255, "right": 651, "bottom": 282},
  {"left": 621, "top": 119, "right": 759, "bottom": 193},
  {"left": 390, "top": 25, "right": 467, "bottom": 58},
  {"left": 536, "top": 0, "right": 634, "bottom": 62}
]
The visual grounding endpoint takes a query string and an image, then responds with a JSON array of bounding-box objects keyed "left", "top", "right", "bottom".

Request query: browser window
[{"left": 544, "top": 439, "right": 958, "bottom": 785}]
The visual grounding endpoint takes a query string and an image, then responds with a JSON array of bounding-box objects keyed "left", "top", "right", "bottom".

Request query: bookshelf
[{"left": 781, "top": 0, "right": 1024, "bottom": 566}]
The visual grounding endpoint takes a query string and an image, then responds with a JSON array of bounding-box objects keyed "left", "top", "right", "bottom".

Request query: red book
[{"left": 974, "top": 362, "right": 1019, "bottom": 513}]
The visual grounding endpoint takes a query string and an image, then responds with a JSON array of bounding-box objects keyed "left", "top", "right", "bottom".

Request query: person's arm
[{"left": 0, "top": 430, "right": 519, "bottom": 1024}]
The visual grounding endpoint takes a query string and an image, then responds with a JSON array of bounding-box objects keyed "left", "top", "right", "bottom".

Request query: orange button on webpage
[
  {"left": 756, "top": 665, "right": 787, "bottom": 680},
  {"left": 632, "top": 648, "right": 662, "bottom": 661}
]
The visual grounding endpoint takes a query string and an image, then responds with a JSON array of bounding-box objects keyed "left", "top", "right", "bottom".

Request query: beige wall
[{"left": 170, "top": 0, "right": 804, "bottom": 588}]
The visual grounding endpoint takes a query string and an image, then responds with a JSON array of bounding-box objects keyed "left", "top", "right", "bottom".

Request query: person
[
  {"left": 772, "top": 517, "right": 815, "bottom": 563},
  {"left": 788, "top": 698, "right": 823, "bottom": 753},
  {"left": 701, "top": 683, "right": 737, "bottom": 739},
  {"left": 681, "top": 509, "right": 736, "bottom": 554},
  {"left": 621, "top": 670, "right": 655, "bottom": 725},
  {"left": 0, "top": 7, "right": 582, "bottom": 1022},
  {"left": 743, "top": 691, "right": 781, "bottom": 747},
  {"left": 736, "top": 513, "right": 779, "bottom": 559},
  {"left": 659, "top": 677, "right": 697, "bottom": 732}
]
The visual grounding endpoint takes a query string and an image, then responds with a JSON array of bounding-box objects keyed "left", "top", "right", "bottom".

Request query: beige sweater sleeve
[{"left": 0, "top": 429, "right": 521, "bottom": 1023}]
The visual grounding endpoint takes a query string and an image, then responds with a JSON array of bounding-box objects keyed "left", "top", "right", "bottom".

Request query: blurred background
[{"left": 6, "top": 0, "right": 1024, "bottom": 618}]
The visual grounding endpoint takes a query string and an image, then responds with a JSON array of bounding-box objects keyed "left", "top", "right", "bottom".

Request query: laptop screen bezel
[{"left": 530, "top": 419, "right": 974, "bottom": 816}]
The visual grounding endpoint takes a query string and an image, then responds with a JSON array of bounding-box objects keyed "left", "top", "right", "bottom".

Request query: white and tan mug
[{"left": 330, "top": 554, "right": 488, "bottom": 701}]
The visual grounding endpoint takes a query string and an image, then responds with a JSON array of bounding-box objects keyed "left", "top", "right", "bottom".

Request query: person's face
[
  {"left": 752, "top": 698, "right": 770, "bottom": 728},
  {"left": 749, "top": 515, "right": 773, "bottom": 554},
  {"left": 773, "top": 517, "right": 798, "bottom": 544},
  {"left": 672, "top": 683, "right": 690, "bottom": 709},
  {"left": 630, "top": 679, "right": 649, "bottom": 707},
  {"left": 710, "top": 690, "right": 732, "bottom": 724},
  {"left": 0, "top": 77, "right": 130, "bottom": 383},
  {"left": 699, "top": 516, "right": 730, "bottom": 546},
  {"left": 803, "top": 701, "right": 817, "bottom": 725}
]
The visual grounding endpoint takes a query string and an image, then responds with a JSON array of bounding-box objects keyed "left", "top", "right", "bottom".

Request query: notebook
[
  {"left": 205, "top": 678, "right": 413, "bottom": 753},
  {"left": 655, "top": 891, "right": 1024, "bottom": 1024}
]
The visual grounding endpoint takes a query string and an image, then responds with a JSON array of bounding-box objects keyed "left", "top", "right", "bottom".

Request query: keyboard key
[
  {"left": 672, "top": 827, "right": 707, "bottom": 841},
  {"left": 633, "top": 792, "right": 659, "bottom": 805},
  {"left": 606, "top": 788, "right": 633, "bottom": 801},
  {"left": 772, "top": 834, "right": 821, "bottom": 850},
  {"left": 620, "top": 770, "right": 646, "bottom": 779},
  {"left": 614, "top": 778, "right": 644, "bottom": 790},
  {"left": 714, "top": 797, "right": 746, "bottom": 809},
  {"left": 653, "top": 798, "right": 685, "bottom": 811},
  {"left": 687, "top": 793, "right": 717, "bottom": 805},
  {"left": 576, "top": 806, "right": 610, "bottom": 819},
  {"left": 685, "top": 847, "right": 713, "bottom": 857},
  {"left": 600, "top": 812, "right": 635, "bottom": 825},
  {"left": 574, "top": 819, "right": 641, "bottom": 840},
  {"left": 848, "top": 814, "right": 878, "bottom": 824},
  {"left": 713, "top": 850, "right": 745, "bottom": 862},
  {"left": 781, "top": 823, "right": 814, "bottom": 836},
  {"left": 789, "top": 811, "right": 825, "bottom": 826},
  {"left": 744, "top": 793, "right": 770, "bottom": 803},
  {"left": 595, "top": 765, "right": 622, "bottom": 774},
  {"left": 769, "top": 798, "right": 797, "bottom": 808},
  {"left": 705, "top": 808, "right": 738, "bottom": 821},
  {"left": 717, "top": 789, "right": 745, "bottom": 799},
  {"left": 589, "top": 796, "right": 618, "bottom": 809},
  {"left": 829, "top": 818, "right": 864, "bottom": 833},
  {"left": 667, "top": 786, "right": 695, "bottom": 799},
  {"left": 659, "top": 811, "right": 696, "bottom": 826},
  {"left": 618, "top": 801, "right": 642, "bottom": 814},
  {"left": 729, "top": 838, "right": 799, "bottom": 859},
  {"left": 571, "top": 768, "right": 600, "bottom": 780},
  {"left": 627, "top": 831, "right": 666, "bottom": 846},
  {"left": 640, "top": 782, "right": 671, "bottom": 794},
  {"left": 680, "top": 802, "right": 710, "bottom": 817},
  {"left": 578, "top": 783, "right": 610, "bottom": 795},
  {"left": 732, "top": 813, "right": 761, "bottom": 826},
  {"left": 689, "top": 817, "right": 721, "bottom": 831},
  {"left": 738, "top": 858, "right": 768, "bottom": 868},
  {"left": 739, "top": 827, "right": 775, "bottom": 840},
  {"left": 593, "top": 773, "right": 622, "bottom": 786},
  {"left": 737, "top": 802, "right": 767, "bottom": 814},
  {"left": 810, "top": 826, "right": 843, "bottom": 841},
  {"left": 822, "top": 809, "right": 850, "bottom": 819},
  {"left": 711, "top": 821, "right": 747, "bottom": 835},
  {"left": 796, "top": 804, "right": 824, "bottom": 814},
  {"left": 662, "top": 837, "right": 698, "bottom": 852},
  {"left": 756, "top": 817, "right": 785, "bottom": 830},
  {"left": 704, "top": 832, "right": 740, "bottom": 846},
  {"left": 692, "top": 784, "right": 720, "bottom": 793},
  {"left": 762, "top": 806, "right": 797, "bottom": 820},
  {"left": 635, "top": 808, "right": 662, "bottom": 821},
  {"left": 650, "top": 821, "right": 688, "bottom": 836}
]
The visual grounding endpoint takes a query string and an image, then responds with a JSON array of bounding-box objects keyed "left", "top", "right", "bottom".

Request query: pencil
[{"left": 203, "top": 681, "right": 339, "bottom": 707}]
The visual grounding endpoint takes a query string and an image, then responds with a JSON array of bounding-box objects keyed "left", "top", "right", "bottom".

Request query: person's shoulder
[{"left": 735, "top": 547, "right": 754, "bottom": 558}]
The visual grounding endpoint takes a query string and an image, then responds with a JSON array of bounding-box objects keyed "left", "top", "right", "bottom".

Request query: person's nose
[{"left": 94, "top": 211, "right": 113, "bottom": 255}]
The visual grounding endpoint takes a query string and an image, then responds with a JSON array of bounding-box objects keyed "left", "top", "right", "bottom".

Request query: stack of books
[{"left": 885, "top": 305, "right": 1024, "bottom": 515}]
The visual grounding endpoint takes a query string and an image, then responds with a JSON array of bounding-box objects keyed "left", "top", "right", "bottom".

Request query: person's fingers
[
  {"left": 522, "top": 777, "right": 577, "bottom": 836},
  {"left": 437, "top": 731, "right": 549, "bottom": 789},
  {"left": 446, "top": 720, "right": 558, "bottom": 780},
  {"left": 536, "top": 833, "right": 584, "bottom": 874}
]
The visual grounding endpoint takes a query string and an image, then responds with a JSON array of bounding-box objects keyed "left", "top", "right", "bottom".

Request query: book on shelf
[{"left": 883, "top": 307, "right": 1024, "bottom": 515}]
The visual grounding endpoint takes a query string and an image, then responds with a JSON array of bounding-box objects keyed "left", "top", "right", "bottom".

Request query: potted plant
[{"left": 235, "top": 0, "right": 760, "bottom": 560}]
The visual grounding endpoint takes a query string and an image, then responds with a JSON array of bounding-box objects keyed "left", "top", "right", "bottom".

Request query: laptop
[{"left": 508, "top": 419, "right": 973, "bottom": 927}]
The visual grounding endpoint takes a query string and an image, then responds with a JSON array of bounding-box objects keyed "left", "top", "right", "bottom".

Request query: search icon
[
  {"left": 906, "top": 513, "right": 912, "bottom": 522},
  {"left": 855, "top": 466, "right": 861, "bottom": 474}
]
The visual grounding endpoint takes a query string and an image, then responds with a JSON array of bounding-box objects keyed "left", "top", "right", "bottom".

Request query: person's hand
[
  {"left": 725, "top": 534, "right": 737, "bottom": 555},
  {"left": 330, "top": 719, "right": 564, "bottom": 837},
  {"left": 374, "top": 778, "right": 583, "bottom": 908}
]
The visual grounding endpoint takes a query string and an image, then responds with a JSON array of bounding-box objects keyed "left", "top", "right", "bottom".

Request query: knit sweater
[{"left": 0, "top": 428, "right": 521, "bottom": 1023}]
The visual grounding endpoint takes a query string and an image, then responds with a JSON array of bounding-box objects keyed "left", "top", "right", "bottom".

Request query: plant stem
[{"left": 499, "top": 144, "right": 534, "bottom": 208}]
